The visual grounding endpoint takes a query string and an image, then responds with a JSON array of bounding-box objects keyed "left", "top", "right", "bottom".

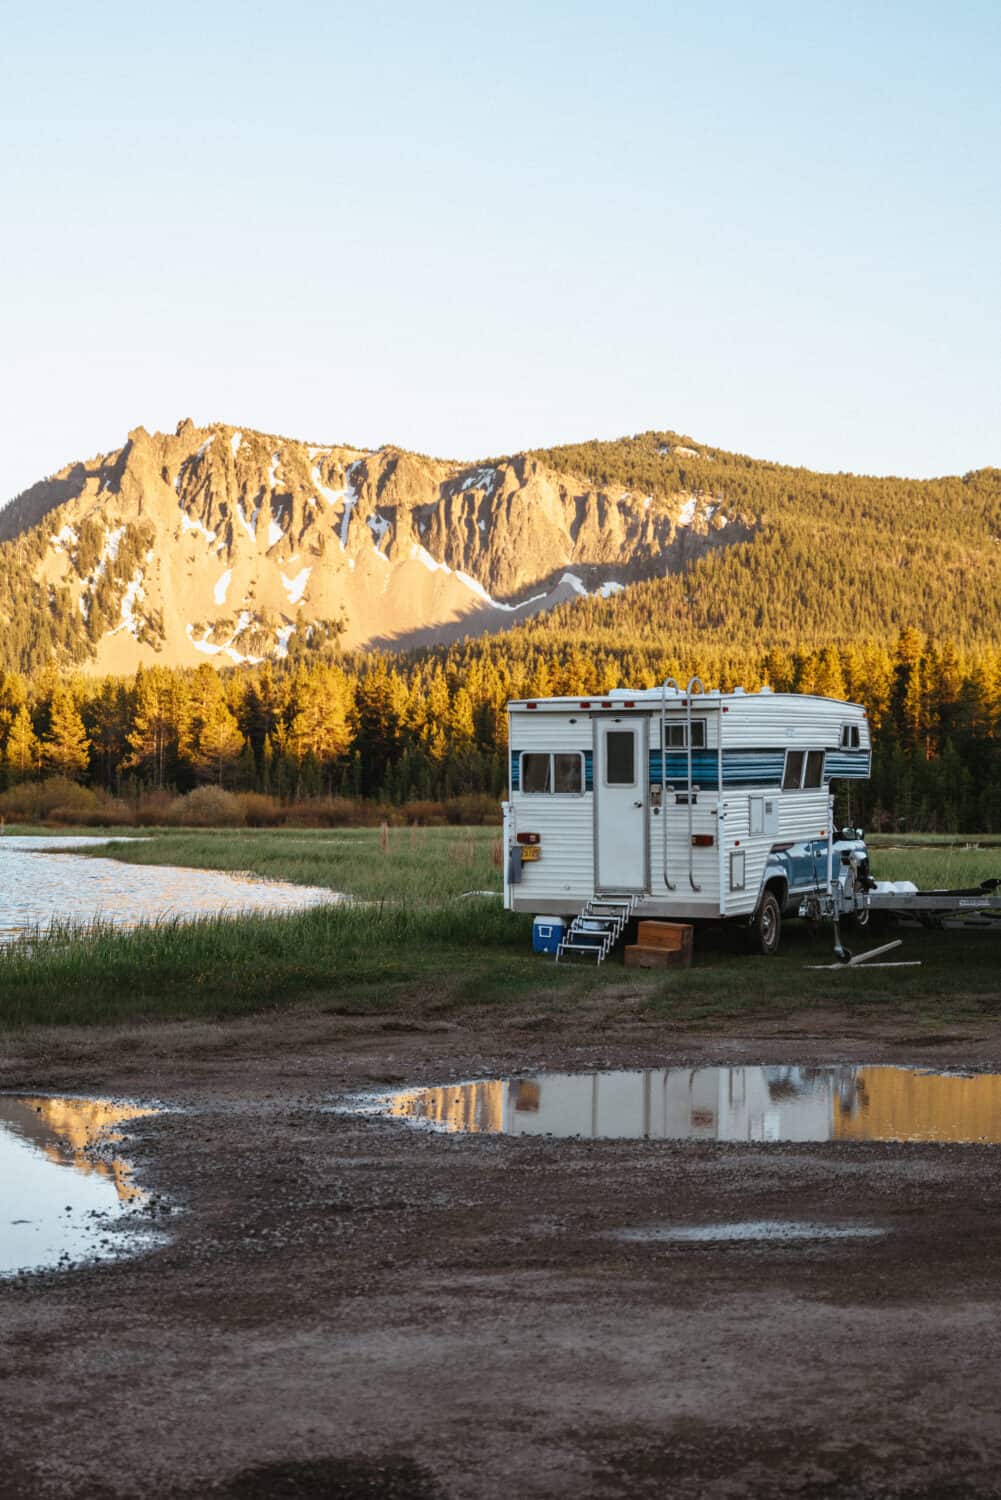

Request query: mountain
[
  {"left": 0, "top": 420, "right": 744, "bottom": 673},
  {"left": 0, "top": 418, "right": 998, "bottom": 676}
]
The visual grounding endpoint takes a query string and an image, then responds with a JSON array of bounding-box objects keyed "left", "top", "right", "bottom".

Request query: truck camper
[{"left": 502, "top": 681, "right": 872, "bottom": 957}]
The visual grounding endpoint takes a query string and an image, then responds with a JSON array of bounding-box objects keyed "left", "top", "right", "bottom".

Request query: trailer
[{"left": 502, "top": 679, "right": 873, "bottom": 957}]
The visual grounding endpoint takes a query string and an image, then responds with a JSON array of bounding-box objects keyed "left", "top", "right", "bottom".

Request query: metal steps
[{"left": 556, "top": 895, "right": 637, "bottom": 964}]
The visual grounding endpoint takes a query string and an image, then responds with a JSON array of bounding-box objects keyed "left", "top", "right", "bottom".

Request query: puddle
[
  {"left": 612, "top": 1220, "right": 885, "bottom": 1243},
  {"left": 369, "top": 1065, "right": 1001, "bottom": 1144},
  {"left": 0, "top": 836, "right": 340, "bottom": 941},
  {"left": 0, "top": 1095, "right": 163, "bottom": 1276}
]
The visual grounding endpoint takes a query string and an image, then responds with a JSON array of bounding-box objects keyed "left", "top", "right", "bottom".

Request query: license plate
[{"left": 520, "top": 846, "right": 541, "bottom": 862}]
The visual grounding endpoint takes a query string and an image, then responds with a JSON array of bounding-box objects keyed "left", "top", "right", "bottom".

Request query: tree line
[{"left": 1, "top": 627, "right": 1000, "bottom": 831}]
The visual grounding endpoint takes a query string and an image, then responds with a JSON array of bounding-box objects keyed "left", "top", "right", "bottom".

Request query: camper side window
[
  {"left": 840, "top": 724, "right": 861, "bottom": 749},
  {"left": 521, "top": 754, "right": 552, "bottom": 794},
  {"left": 520, "top": 752, "right": 583, "bottom": 795},
  {"left": 783, "top": 749, "right": 826, "bottom": 790},
  {"left": 663, "top": 719, "right": 706, "bottom": 749},
  {"left": 783, "top": 751, "right": 804, "bottom": 790}
]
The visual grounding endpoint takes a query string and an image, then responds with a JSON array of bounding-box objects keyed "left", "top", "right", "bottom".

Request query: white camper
[{"left": 502, "top": 681, "right": 871, "bottom": 954}]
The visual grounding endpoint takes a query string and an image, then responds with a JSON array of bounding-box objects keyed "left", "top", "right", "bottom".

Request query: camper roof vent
[{"left": 759, "top": 685, "right": 773, "bottom": 694}]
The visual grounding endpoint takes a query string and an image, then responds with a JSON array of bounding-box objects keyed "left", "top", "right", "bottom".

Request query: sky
[{"left": 1, "top": 0, "right": 999, "bottom": 502}]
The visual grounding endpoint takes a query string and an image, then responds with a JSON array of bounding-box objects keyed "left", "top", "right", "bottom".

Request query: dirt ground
[{"left": 3, "top": 990, "right": 1001, "bottom": 1499}]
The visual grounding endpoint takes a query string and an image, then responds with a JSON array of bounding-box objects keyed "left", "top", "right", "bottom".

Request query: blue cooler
[{"left": 532, "top": 916, "right": 565, "bottom": 954}]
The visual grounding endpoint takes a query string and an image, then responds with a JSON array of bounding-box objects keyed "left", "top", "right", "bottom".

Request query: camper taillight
[
  {"left": 517, "top": 832, "right": 541, "bottom": 846},
  {"left": 691, "top": 834, "right": 715, "bottom": 848}
]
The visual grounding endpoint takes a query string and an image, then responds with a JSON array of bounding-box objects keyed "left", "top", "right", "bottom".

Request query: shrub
[
  {"left": 0, "top": 777, "right": 99, "bottom": 822},
  {"left": 167, "top": 786, "right": 246, "bottom": 827},
  {"left": 285, "top": 796, "right": 365, "bottom": 828},
  {"left": 400, "top": 800, "right": 448, "bottom": 827},
  {"left": 133, "top": 789, "right": 175, "bottom": 826},
  {"left": 236, "top": 792, "right": 286, "bottom": 827},
  {"left": 444, "top": 793, "right": 502, "bottom": 826}
]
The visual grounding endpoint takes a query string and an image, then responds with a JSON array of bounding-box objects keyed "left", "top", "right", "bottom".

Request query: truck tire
[{"left": 751, "top": 889, "right": 783, "bottom": 956}]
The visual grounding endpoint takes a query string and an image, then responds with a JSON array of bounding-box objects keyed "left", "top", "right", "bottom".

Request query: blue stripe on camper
[
  {"left": 824, "top": 751, "right": 872, "bottom": 781},
  {"left": 649, "top": 750, "right": 785, "bottom": 788},
  {"left": 511, "top": 746, "right": 866, "bottom": 793}
]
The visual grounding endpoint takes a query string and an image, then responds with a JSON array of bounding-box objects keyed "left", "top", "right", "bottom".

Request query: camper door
[{"left": 593, "top": 717, "right": 649, "bottom": 893}]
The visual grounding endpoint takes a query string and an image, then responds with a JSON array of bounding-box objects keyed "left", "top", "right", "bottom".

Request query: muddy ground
[{"left": 3, "top": 990, "right": 1001, "bottom": 1499}]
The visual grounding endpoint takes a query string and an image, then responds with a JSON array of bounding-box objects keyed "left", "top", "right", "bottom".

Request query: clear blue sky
[{"left": 1, "top": 0, "right": 998, "bottom": 502}]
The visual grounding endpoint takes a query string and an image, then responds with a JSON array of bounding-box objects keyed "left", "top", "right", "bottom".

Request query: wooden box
[
  {"left": 636, "top": 921, "right": 693, "bottom": 954},
  {"left": 624, "top": 943, "right": 693, "bottom": 970}
]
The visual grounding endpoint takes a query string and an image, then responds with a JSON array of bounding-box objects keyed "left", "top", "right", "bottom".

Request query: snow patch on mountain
[
  {"left": 51, "top": 524, "right": 79, "bottom": 553},
  {"left": 366, "top": 512, "right": 390, "bottom": 545},
  {"left": 214, "top": 569, "right": 232, "bottom": 606},
  {"left": 181, "top": 510, "right": 217, "bottom": 545},
  {"left": 458, "top": 467, "right": 497, "bottom": 494},
  {"left": 236, "top": 500, "right": 260, "bottom": 542},
  {"left": 186, "top": 610, "right": 264, "bottom": 665},
  {"left": 281, "top": 567, "right": 311, "bottom": 605},
  {"left": 110, "top": 570, "right": 145, "bottom": 638},
  {"left": 411, "top": 544, "right": 449, "bottom": 574}
]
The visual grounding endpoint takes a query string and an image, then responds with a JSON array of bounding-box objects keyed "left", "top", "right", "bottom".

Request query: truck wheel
[{"left": 752, "top": 890, "right": 782, "bottom": 956}]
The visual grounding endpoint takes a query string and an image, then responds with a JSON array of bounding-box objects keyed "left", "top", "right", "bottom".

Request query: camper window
[
  {"left": 783, "top": 751, "right": 805, "bottom": 790},
  {"left": 521, "top": 753, "right": 551, "bottom": 794},
  {"left": 554, "top": 754, "right": 583, "bottom": 794},
  {"left": 783, "top": 749, "right": 826, "bottom": 790},
  {"left": 663, "top": 719, "right": 706, "bottom": 749},
  {"left": 805, "top": 750, "right": 825, "bottom": 787},
  {"left": 840, "top": 724, "right": 861, "bottom": 749},
  {"left": 605, "top": 731, "right": 636, "bottom": 785},
  {"left": 520, "top": 752, "right": 584, "bottom": 795}
]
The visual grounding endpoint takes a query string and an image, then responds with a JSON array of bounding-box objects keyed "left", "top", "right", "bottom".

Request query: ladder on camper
[{"left": 556, "top": 896, "right": 637, "bottom": 964}]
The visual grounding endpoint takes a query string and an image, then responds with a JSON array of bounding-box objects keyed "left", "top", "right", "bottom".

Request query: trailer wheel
[
  {"left": 844, "top": 907, "right": 888, "bottom": 935},
  {"left": 751, "top": 890, "right": 782, "bottom": 956}
]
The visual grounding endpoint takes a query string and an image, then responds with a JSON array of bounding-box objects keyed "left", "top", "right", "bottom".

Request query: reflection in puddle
[
  {"left": 0, "top": 836, "right": 339, "bottom": 943},
  {"left": 613, "top": 1221, "right": 885, "bottom": 1243},
  {"left": 377, "top": 1066, "right": 1001, "bottom": 1144},
  {"left": 0, "top": 1095, "right": 161, "bottom": 1276}
]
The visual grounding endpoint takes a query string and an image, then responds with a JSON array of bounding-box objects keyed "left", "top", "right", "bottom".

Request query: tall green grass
[
  {"left": 79, "top": 825, "right": 503, "bottom": 903},
  {"left": 0, "top": 898, "right": 535, "bottom": 1028},
  {"left": 5, "top": 825, "right": 1000, "bottom": 1031},
  {"left": 869, "top": 843, "right": 1001, "bottom": 889}
]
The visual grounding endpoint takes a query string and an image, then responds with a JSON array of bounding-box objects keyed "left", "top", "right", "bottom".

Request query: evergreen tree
[
  {"left": 43, "top": 689, "right": 90, "bottom": 779},
  {"left": 4, "top": 706, "right": 41, "bottom": 782}
]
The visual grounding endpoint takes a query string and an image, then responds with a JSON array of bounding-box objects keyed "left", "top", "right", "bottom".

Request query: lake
[{"left": 0, "top": 835, "right": 338, "bottom": 940}]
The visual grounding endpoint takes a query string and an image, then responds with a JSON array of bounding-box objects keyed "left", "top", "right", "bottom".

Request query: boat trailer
[{"left": 800, "top": 843, "right": 1001, "bottom": 965}]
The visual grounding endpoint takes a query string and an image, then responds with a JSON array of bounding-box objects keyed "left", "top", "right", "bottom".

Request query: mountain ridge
[
  {"left": 0, "top": 417, "right": 998, "bottom": 678},
  {"left": 0, "top": 419, "right": 745, "bottom": 674}
]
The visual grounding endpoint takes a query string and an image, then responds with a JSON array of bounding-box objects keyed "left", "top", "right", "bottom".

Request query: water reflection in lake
[
  {"left": 379, "top": 1066, "right": 1001, "bottom": 1144},
  {"left": 0, "top": 1095, "right": 160, "bottom": 1276},
  {"left": 0, "top": 836, "right": 338, "bottom": 941}
]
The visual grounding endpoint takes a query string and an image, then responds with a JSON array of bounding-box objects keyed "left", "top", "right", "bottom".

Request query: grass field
[
  {"left": 0, "top": 826, "right": 998, "bottom": 1031},
  {"left": 75, "top": 825, "right": 505, "bottom": 903}
]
